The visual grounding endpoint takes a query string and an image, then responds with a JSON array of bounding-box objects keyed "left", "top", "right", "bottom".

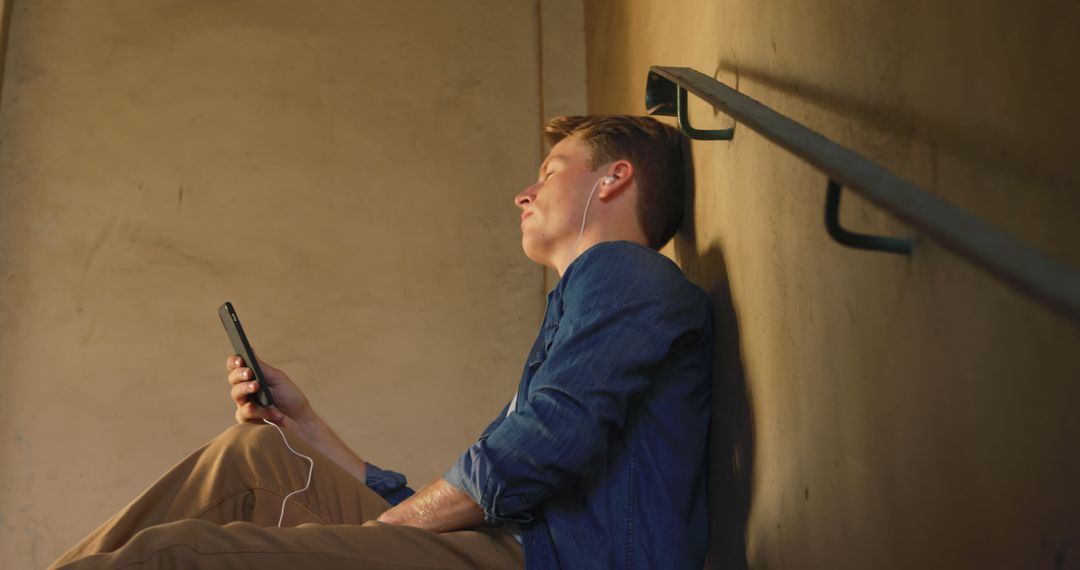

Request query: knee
[
  {"left": 203, "top": 423, "right": 282, "bottom": 465},
  {"left": 215, "top": 422, "right": 279, "bottom": 450}
]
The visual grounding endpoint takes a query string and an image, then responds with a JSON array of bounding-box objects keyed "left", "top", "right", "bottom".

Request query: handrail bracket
[
  {"left": 825, "top": 179, "right": 913, "bottom": 255},
  {"left": 646, "top": 71, "right": 734, "bottom": 141}
]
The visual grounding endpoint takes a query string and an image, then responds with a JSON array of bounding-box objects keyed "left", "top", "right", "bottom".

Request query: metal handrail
[{"left": 646, "top": 66, "right": 1080, "bottom": 323}]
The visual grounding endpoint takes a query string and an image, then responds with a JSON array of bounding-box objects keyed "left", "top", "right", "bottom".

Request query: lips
[{"left": 521, "top": 211, "right": 533, "bottom": 222}]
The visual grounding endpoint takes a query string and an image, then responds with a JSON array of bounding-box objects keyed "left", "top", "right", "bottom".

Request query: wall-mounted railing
[{"left": 646, "top": 66, "right": 1080, "bottom": 323}]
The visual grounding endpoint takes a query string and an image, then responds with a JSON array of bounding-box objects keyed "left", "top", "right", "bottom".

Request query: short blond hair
[{"left": 543, "top": 115, "right": 689, "bottom": 250}]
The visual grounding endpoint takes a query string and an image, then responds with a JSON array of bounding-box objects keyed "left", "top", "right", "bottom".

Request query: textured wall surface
[
  {"left": 0, "top": 1, "right": 583, "bottom": 566},
  {"left": 586, "top": 1, "right": 1079, "bottom": 569}
]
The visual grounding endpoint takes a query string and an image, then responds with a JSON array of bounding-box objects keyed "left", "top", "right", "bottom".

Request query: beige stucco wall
[
  {"left": 0, "top": 1, "right": 583, "bottom": 566},
  {"left": 586, "top": 1, "right": 1079, "bottom": 569}
]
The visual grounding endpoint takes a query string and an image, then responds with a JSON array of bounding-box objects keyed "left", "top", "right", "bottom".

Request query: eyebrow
[{"left": 538, "top": 156, "right": 566, "bottom": 179}]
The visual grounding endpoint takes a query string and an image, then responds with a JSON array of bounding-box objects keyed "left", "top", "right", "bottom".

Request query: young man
[{"left": 51, "top": 115, "right": 713, "bottom": 569}]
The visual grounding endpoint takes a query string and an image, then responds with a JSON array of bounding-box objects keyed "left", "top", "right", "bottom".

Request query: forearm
[
  {"left": 288, "top": 414, "right": 367, "bottom": 482},
  {"left": 376, "top": 478, "right": 484, "bottom": 533}
]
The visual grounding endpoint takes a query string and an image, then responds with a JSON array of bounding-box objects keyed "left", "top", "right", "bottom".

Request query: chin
[{"left": 520, "top": 236, "right": 549, "bottom": 267}]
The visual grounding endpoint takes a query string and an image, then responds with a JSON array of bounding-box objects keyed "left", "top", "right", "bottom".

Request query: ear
[{"left": 597, "top": 160, "right": 635, "bottom": 200}]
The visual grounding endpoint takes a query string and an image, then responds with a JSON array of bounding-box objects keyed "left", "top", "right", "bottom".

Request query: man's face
[{"left": 514, "top": 137, "right": 601, "bottom": 268}]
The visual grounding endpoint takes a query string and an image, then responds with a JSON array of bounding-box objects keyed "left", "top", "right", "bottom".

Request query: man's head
[{"left": 514, "top": 115, "right": 689, "bottom": 273}]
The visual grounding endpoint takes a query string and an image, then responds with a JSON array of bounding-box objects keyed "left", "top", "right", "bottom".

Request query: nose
[{"left": 515, "top": 184, "right": 537, "bottom": 209}]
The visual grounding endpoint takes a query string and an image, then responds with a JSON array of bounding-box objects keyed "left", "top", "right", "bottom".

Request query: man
[{"left": 51, "top": 115, "right": 713, "bottom": 569}]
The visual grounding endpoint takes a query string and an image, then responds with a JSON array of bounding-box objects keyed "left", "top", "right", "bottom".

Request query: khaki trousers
[{"left": 50, "top": 423, "right": 524, "bottom": 569}]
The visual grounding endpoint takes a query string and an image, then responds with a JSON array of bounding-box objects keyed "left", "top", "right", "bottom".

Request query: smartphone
[{"left": 218, "top": 301, "right": 274, "bottom": 408}]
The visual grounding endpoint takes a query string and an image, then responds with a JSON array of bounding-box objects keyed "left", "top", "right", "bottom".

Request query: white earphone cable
[
  {"left": 261, "top": 418, "right": 314, "bottom": 527},
  {"left": 571, "top": 176, "right": 606, "bottom": 257}
]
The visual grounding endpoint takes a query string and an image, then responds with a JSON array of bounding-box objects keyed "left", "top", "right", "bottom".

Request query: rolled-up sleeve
[
  {"left": 445, "top": 254, "right": 707, "bottom": 525},
  {"left": 443, "top": 399, "right": 513, "bottom": 506}
]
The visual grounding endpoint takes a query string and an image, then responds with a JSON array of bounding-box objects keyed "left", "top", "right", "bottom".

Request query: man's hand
[
  {"left": 225, "top": 353, "right": 370, "bottom": 481},
  {"left": 226, "top": 354, "right": 313, "bottom": 427},
  {"left": 376, "top": 478, "right": 485, "bottom": 533}
]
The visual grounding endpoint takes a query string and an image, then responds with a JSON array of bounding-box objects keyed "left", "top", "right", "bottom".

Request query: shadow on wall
[
  {"left": 711, "top": 59, "right": 1078, "bottom": 195},
  {"left": 673, "top": 149, "right": 755, "bottom": 570}
]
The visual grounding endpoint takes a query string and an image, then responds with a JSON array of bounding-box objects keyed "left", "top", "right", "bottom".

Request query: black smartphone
[{"left": 218, "top": 301, "right": 274, "bottom": 408}]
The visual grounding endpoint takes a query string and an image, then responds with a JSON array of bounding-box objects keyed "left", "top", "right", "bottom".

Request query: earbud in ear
[{"left": 603, "top": 176, "right": 617, "bottom": 185}]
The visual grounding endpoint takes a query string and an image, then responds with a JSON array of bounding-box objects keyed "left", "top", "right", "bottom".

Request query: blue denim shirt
[{"left": 444, "top": 241, "right": 713, "bottom": 569}]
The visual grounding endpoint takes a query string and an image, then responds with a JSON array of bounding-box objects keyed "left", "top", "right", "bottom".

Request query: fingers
[
  {"left": 230, "top": 380, "right": 260, "bottom": 404},
  {"left": 227, "top": 366, "right": 254, "bottom": 386},
  {"left": 226, "top": 355, "right": 245, "bottom": 371},
  {"left": 227, "top": 350, "right": 283, "bottom": 425},
  {"left": 235, "top": 402, "right": 284, "bottom": 424},
  {"left": 235, "top": 401, "right": 269, "bottom": 423},
  {"left": 228, "top": 365, "right": 264, "bottom": 409}
]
